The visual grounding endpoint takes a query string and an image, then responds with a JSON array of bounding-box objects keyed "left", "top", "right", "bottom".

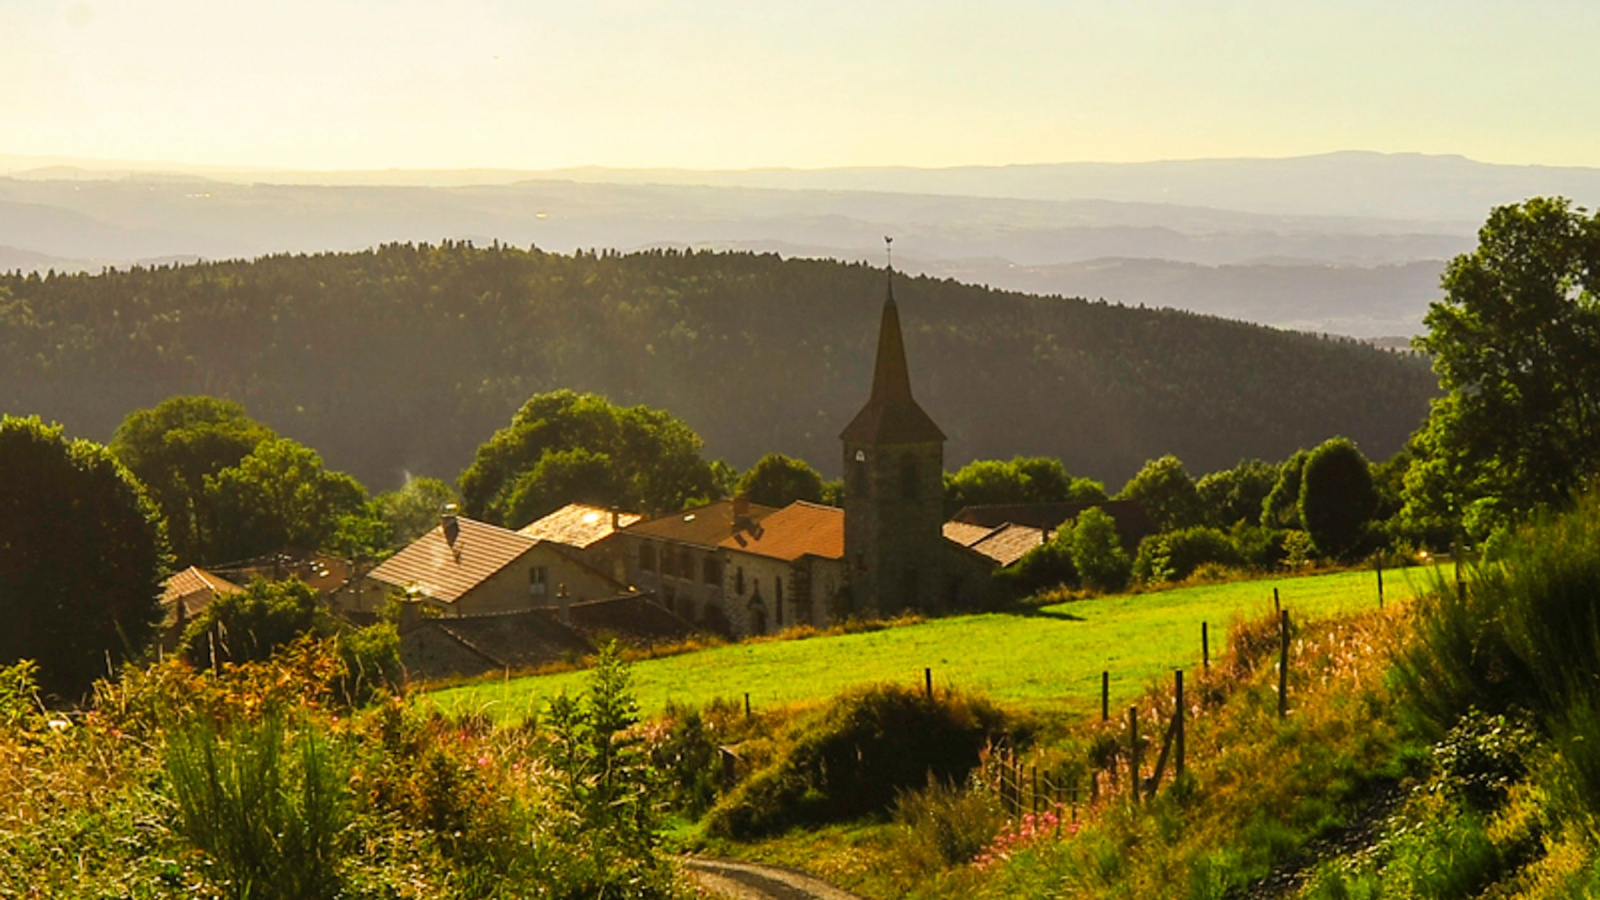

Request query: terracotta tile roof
[
  {"left": 368, "top": 516, "right": 535, "bottom": 604},
  {"left": 162, "top": 566, "right": 242, "bottom": 606},
  {"left": 943, "top": 521, "right": 1000, "bottom": 547},
  {"left": 969, "top": 524, "right": 1047, "bottom": 568},
  {"left": 624, "top": 499, "right": 780, "bottom": 548},
  {"left": 719, "top": 501, "right": 845, "bottom": 562},
  {"left": 517, "top": 503, "right": 643, "bottom": 549}
]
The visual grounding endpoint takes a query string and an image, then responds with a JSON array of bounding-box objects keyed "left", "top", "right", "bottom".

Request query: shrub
[
  {"left": 0, "top": 659, "right": 43, "bottom": 731},
  {"left": 649, "top": 704, "right": 722, "bottom": 818},
  {"left": 164, "top": 716, "right": 350, "bottom": 900},
  {"left": 181, "top": 578, "right": 332, "bottom": 669},
  {"left": 1071, "top": 507, "right": 1131, "bottom": 593},
  {"left": 995, "top": 528, "right": 1078, "bottom": 598},
  {"left": 705, "top": 684, "right": 1009, "bottom": 838},
  {"left": 335, "top": 623, "right": 401, "bottom": 705},
  {"left": 1132, "top": 527, "right": 1244, "bottom": 585}
]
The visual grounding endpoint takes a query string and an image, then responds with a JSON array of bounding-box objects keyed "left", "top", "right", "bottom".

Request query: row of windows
[{"left": 637, "top": 542, "right": 722, "bottom": 585}]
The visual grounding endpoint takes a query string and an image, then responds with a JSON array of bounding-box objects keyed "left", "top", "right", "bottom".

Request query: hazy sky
[{"left": 6, "top": 0, "right": 1600, "bottom": 171}]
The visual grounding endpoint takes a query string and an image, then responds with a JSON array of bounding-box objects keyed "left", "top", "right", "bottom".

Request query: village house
[
  {"left": 593, "top": 497, "right": 779, "bottom": 632},
  {"left": 517, "top": 501, "right": 642, "bottom": 582},
  {"left": 363, "top": 509, "right": 627, "bottom": 617},
  {"left": 717, "top": 500, "right": 847, "bottom": 635}
]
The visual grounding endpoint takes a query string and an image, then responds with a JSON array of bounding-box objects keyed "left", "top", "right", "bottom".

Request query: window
[
  {"left": 661, "top": 547, "right": 675, "bottom": 577},
  {"left": 529, "top": 566, "right": 548, "bottom": 597},
  {"left": 853, "top": 449, "right": 867, "bottom": 493},
  {"left": 775, "top": 576, "right": 784, "bottom": 626},
  {"left": 679, "top": 550, "right": 694, "bottom": 581},
  {"left": 704, "top": 555, "right": 722, "bottom": 585},
  {"left": 640, "top": 543, "right": 656, "bottom": 572},
  {"left": 901, "top": 453, "right": 919, "bottom": 500},
  {"left": 736, "top": 566, "right": 745, "bottom": 595}
]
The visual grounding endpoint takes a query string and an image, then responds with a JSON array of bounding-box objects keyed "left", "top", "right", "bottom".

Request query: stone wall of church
[{"left": 843, "top": 439, "right": 947, "bottom": 617}]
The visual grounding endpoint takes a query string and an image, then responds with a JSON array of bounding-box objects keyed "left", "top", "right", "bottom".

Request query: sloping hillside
[{"left": 0, "top": 244, "right": 1436, "bottom": 490}]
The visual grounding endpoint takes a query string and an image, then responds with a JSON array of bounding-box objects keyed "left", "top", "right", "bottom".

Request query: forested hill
[{"left": 0, "top": 244, "right": 1436, "bottom": 491}]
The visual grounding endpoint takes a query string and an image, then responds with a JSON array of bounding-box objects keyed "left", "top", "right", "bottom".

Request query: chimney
[
  {"left": 398, "top": 598, "right": 422, "bottom": 631},
  {"left": 732, "top": 493, "right": 751, "bottom": 529},
  {"left": 440, "top": 502, "right": 460, "bottom": 545},
  {"left": 611, "top": 508, "right": 621, "bottom": 530}
]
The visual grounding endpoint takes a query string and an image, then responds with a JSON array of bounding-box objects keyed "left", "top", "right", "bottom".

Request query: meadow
[{"left": 425, "top": 566, "right": 1435, "bottom": 722}]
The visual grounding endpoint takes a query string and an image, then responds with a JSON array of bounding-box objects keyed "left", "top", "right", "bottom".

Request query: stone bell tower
[{"left": 841, "top": 267, "right": 946, "bottom": 616}]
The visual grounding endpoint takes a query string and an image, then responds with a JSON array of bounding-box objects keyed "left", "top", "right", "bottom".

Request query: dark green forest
[{"left": 0, "top": 244, "right": 1436, "bottom": 491}]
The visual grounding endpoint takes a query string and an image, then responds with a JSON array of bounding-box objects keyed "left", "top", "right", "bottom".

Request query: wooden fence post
[
  {"left": 1102, "top": 671, "right": 1110, "bottom": 721},
  {"left": 1128, "top": 705, "right": 1141, "bottom": 804},
  {"left": 1277, "top": 610, "right": 1290, "bottom": 718},
  {"left": 924, "top": 667, "right": 933, "bottom": 701},
  {"left": 1274, "top": 587, "right": 1281, "bottom": 614},
  {"left": 1031, "top": 764, "right": 1039, "bottom": 816},
  {"left": 1202, "top": 622, "right": 1210, "bottom": 670},
  {"left": 1376, "top": 560, "right": 1385, "bottom": 610},
  {"left": 1175, "top": 669, "right": 1185, "bottom": 779},
  {"left": 744, "top": 692, "right": 751, "bottom": 719}
]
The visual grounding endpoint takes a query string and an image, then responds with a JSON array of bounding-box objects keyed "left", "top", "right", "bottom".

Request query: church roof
[
  {"left": 840, "top": 278, "right": 946, "bottom": 445},
  {"left": 720, "top": 501, "right": 844, "bottom": 562}
]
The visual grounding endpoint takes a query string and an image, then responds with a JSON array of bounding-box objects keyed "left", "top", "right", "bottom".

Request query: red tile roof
[
  {"left": 623, "top": 499, "right": 779, "bottom": 548},
  {"left": 368, "top": 516, "right": 536, "bottom": 604},
  {"left": 719, "top": 501, "right": 844, "bottom": 562},
  {"left": 518, "top": 503, "right": 643, "bottom": 549}
]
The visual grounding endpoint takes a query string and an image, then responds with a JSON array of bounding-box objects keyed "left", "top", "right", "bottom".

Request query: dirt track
[{"left": 684, "top": 856, "right": 872, "bottom": 900}]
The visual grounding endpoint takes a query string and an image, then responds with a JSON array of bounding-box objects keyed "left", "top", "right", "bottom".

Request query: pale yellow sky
[{"left": 5, "top": 0, "right": 1599, "bottom": 171}]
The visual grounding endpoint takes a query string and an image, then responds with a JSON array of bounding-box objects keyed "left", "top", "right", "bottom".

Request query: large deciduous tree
[
  {"left": 1407, "top": 197, "right": 1600, "bottom": 525},
  {"left": 1195, "top": 458, "right": 1279, "bottom": 529},
  {"left": 1299, "top": 437, "right": 1378, "bottom": 560},
  {"left": 1070, "top": 506, "right": 1131, "bottom": 593},
  {"left": 374, "top": 476, "right": 459, "bottom": 546},
  {"left": 736, "top": 453, "right": 825, "bottom": 509},
  {"left": 459, "top": 390, "right": 717, "bottom": 526},
  {"left": 110, "top": 396, "right": 274, "bottom": 564},
  {"left": 1115, "top": 455, "right": 1202, "bottom": 533},
  {"left": 204, "top": 438, "right": 372, "bottom": 563},
  {"left": 0, "top": 416, "right": 167, "bottom": 698}
]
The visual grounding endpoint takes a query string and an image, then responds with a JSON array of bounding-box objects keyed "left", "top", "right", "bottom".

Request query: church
[{"left": 840, "top": 269, "right": 996, "bottom": 617}]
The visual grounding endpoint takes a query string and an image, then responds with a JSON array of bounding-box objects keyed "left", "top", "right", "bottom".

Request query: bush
[
  {"left": 1132, "top": 526, "right": 1244, "bottom": 585},
  {"left": 164, "top": 716, "right": 350, "bottom": 900},
  {"left": 705, "top": 684, "right": 1009, "bottom": 838},
  {"left": 335, "top": 623, "right": 402, "bottom": 705},
  {"left": 181, "top": 578, "right": 332, "bottom": 669},
  {"left": 1071, "top": 507, "right": 1131, "bottom": 593}
]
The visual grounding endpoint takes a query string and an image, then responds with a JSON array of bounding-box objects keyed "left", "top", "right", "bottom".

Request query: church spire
[{"left": 840, "top": 253, "right": 946, "bottom": 445}]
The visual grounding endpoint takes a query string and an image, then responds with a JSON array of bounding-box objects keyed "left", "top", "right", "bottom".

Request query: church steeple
[{"left": 840, "top": 270, "right": 946, "bottom": 444}]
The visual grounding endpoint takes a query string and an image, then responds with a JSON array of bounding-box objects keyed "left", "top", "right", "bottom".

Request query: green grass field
[{"left": 423, "top": 566, "right": 1441, "bottom": 723}]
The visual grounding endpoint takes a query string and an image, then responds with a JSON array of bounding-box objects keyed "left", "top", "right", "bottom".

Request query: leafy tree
[
  {"left": 1116, "top": 455, "right": 1203, "bottom": 533},
  {"left": 180, "top": 578, "right": 330, "bottom": 669},
  {"left": 204, "top": 438, "right": 373, "bottom": 563},
  {"left": 1299, "top": 437, "right": 1379, "bottom": 560},
  {"left": 1070, "top": 506, "right": 1131, "bottom": 593},
  {"left": 1409, "top": 198, "right": 1600, "bottom": 519},
  {"left": 1196, "top": 458, "right": 1278, "bottom": 528},
  {"left": 0, "top": 416, "right": 167, "bottom": 697},
  {"left": 505, "top": 447, "right": 625, "bottom": 527},
  {"left": 944, "top": 456, "right": 1105, "bottom": 515},
  {"left": 109, "top": 396, "right": 275, "bottom": 564},
  {"left": 374, "top": 476, "right": 459, "bottom": 546},
  {"left": 736, "top": 453, "right": 824, "bottom": 508},
  {"left": 1262, "top": 450, "right": 1309, "bottom": 529},
  {"left": 459, "top": 390, "right": 716, "bottom": 525}
]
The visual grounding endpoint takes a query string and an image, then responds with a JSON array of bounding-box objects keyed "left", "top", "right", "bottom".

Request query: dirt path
[{"left": 684, "top": 856, "right": 873, "bottom": 900}]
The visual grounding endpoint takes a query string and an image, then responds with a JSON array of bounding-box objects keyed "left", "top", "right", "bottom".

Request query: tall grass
[
  {"left": 1398, "top": 490, "right": 1600, "bottom": 833},
  {"left": 164, "top": 716, "right": 349, "bottom": 900}
]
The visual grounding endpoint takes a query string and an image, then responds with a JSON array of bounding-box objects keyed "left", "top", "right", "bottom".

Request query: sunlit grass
[{"left": 423, "top": 567, "right": 1434, "bottom": 723}]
